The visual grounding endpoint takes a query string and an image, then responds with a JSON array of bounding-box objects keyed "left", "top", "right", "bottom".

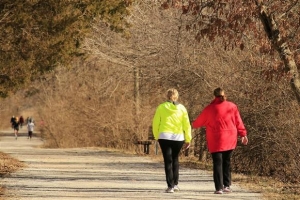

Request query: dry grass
[
  {"left": 0, "top": 152, "right": 25, "bottom": 199},
  {"left": 234, "top": 174, "right": 300, "bottom": 200}
]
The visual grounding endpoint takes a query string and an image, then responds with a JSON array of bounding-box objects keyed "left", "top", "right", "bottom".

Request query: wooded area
[
  {"left": 0, "top": 0, "right": 300, "bottom": 191},
  {"left": 0, "top": 0, "right": 131, "bottom": 97}
]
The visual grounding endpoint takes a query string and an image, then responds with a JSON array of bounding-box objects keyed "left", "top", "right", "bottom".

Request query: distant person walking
[
  {"left": 12, "top": 117, "right": 20, "bottom": 140},
  {"left": 152, "top": 88, "right": 192, "bottom": 193},
  {"left": 29, "top": 116, "right": 34, "bottom": 124},
  {"left": 10, "top": 116, "right": 16, "bottom": 129},
  {"left": 27, "top": 119, "right": 35, "bottom": 140},
  {"left": 19, "top": 116, "right": 24, "bottom": 128},
  {"left": 192, "top": 87, "right": 248, "bottom": 194}
]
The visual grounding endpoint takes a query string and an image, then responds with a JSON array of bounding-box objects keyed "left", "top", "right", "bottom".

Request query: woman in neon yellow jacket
[{"left": 152, "top": 88, "right": 192, "bottom": 193}]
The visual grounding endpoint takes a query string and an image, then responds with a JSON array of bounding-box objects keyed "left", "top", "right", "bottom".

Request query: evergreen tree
[{"left": 0, "top": 0, "right": 132, "bottom": 97}]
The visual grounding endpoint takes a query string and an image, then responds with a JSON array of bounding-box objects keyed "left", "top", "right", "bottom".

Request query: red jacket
[{"left": 192, "top": 97, "right": 247, "bottom": 153}]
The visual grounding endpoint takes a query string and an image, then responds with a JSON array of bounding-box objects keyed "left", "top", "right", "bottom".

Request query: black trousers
[
  {"left": 158, "top": 139, "right": 184, "bottom": 188},
  {"left": 28, "top": 131, "right": 33, "bottom": 138},
  {"left": 211, "top": 150, "right": 233, "bottom": 191}
]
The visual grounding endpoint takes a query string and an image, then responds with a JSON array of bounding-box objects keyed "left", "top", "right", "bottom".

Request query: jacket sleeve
[
  {"left": 152, "top": 106, "right": 161, "bottom": 140},
  {"left": 182, "top": 107, "right": 192, "bottom": 143},
  {"left": 192, "top": 107, "right": 208, "bottom": 129},
  {"left": 234, "top": 106, "right": 247, "bottom": 137}
]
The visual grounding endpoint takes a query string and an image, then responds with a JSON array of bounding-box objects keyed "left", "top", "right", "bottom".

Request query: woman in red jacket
[{"left": 192, "top": 87, "right": 248, "bottom": 194}]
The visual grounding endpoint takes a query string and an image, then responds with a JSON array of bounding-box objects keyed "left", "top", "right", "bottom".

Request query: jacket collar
[
  {"left": 167, "top": 100, "right": 179, "bottom": 105},
  {"left": 211, "top": 97, "right": 224, "bottom": 104}
]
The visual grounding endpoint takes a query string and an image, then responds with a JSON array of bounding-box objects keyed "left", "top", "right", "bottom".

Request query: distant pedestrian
[
  {"left": 12, "top": 117, "right": 20, "bottom": 140},
  {"left": 19, "top": 116, "right": 24, "bottom": 128},
  {"left": 10, "top": 116, "right": 16, "bottom": 128},
  {"left": 152, "top": 88, "right": 192, "bottom": 193},
  {"left": 29, "top": 116, "right": 34, "bottom": 124},
  {"left": 192, "top": 87, "right": 248, "bottom": 194},
  {"left": 27, "top": 119, "right": 35, "bottom": 140}
]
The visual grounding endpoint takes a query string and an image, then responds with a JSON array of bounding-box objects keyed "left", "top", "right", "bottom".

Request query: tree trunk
[
  {"left": 134, "top": 66, "right": 140, "bottom": 116},
  {"left": 256, "top": 1, "right": 300, "bottom": 102}
]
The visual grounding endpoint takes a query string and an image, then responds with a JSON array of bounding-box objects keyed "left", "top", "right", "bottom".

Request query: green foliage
[{"left": 0, "top": 0, "right": 132, "bottom": 96}]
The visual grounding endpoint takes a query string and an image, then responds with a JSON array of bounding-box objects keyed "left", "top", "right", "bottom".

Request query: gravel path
[{"left": 0, "top": 128, "right": 261, "bottom": 200}]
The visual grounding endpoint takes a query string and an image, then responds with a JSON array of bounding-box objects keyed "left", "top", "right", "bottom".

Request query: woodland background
[{"left": 0, "top": 0, "right": 300, "bottom": 192}]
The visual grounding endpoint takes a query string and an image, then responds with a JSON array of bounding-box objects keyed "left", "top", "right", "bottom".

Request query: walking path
[{"left": 0, "top": 128, "right": 261, "bottom": 200}]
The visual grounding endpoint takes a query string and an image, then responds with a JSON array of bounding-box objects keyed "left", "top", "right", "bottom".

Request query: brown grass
[
  {"left": 234, "top": 174, "right": 300, "bottom": 200},
  {"left": 0, "top": 152, "right": 25, "bottom": 175},
  {"left": 0, "top": 152, "right": 25, "bottom": 198}
]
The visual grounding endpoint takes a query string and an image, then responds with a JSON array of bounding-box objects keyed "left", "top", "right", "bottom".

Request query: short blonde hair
[{"left": 167, "top": 88, "right": 179, "bottom": 102}]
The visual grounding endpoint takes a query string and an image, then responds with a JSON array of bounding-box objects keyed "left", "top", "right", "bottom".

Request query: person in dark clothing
[
  {"left": 27, "top": 119, "right": 35, "bottom": 140},
  {"left": 19, "top": 116, "right": 24, "bottom": 128},
  {"left": 12, "top": 117, "right": 20, "bottom": 140},
  {"left": 10, "top": 116, "right": 16, "bottom": 128}
]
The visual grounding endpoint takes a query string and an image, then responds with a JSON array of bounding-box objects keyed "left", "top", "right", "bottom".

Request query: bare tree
[{"left": 161, "top": 0, "right": 300, "bottom": 101}]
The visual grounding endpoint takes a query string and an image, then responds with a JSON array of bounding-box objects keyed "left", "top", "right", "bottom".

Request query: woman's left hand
[
  {"left": 184, "top": 142, "right": 190, "bottom": 149},
  {"left": 241, "top": 136, "right": 248, "bottom": 145}
]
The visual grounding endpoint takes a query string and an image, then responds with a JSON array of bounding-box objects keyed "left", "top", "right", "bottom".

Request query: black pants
[
  {"left": 211, "top": 150, "right": 233, "bottom": 191},
  {"left": 158, "top": 139, "right": 184, "bottom": 188},
  {"left": 28, "top": 131, "right": 33, "bottom": 138}
]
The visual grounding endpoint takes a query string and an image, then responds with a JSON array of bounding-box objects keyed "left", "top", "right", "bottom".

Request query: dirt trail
[{"left": 0, "top": 128, "right": 261, "bottom": 200}]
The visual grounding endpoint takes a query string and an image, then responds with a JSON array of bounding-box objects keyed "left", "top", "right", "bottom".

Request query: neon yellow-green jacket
[{"left": 152, "top": 101, "right": 192, "bottom": 142}]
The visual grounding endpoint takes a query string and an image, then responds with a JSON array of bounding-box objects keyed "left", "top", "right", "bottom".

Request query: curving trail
[{"left": 0, "top": 128, "right": 261, "bottom": 200}]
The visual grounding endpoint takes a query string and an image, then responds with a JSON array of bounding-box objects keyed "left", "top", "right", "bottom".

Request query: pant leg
[
  {"left": 159, "top": 139, "right": 184, "bottom": 187},
  {"left": 171, "top": 141, "right": 184, "bottom": 185},
  {"left": 211, "top": 152, "right": 223, "bottom": 191},
  {"left": 222, "top": 150, "right": 233, "bottom": 187},
  {"left": 159, "top": 139, "right": 174, "bottom": 188}
]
